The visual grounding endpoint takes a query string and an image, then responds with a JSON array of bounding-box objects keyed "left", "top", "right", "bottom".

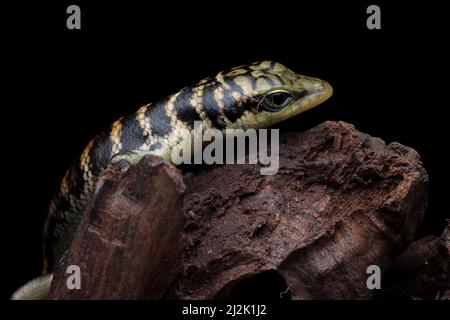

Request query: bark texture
[
  {"left": 49, "top": 121, "right": 433, "bottom": 299},
  {"left": 49, "top": 156, "right": 186, "bottom": 299},
  {"left": 168, "top": 121, "right": 429, "bottom": 299}
]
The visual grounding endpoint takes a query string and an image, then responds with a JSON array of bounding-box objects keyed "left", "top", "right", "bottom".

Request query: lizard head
[{"left": 208, "top": 61, "right": 333, "bottom": 129}]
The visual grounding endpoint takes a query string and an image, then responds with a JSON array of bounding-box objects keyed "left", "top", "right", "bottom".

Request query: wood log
[
  {"left": 48, "top": 156, "right": 186, "bottom": 299},
  {"left": 440, "top": 224, "right": 450, "bottom": 299},
  {"left": 48, "top": 121, "right": 432, "bottom": 299},
  {"left": 166, "top": 121, "right": 429, "bottom": 299},
  {"left": 377, "top": 221, "right": 449, "bottom": 299}
]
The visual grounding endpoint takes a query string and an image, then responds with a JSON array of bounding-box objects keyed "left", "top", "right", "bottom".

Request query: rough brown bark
[
  {"left": 167, "top": 121, "right": 429, "bottom": 299},
  {"left": 441, "top": 222, "right": 450, "bottom": 300},
  {"left": 48, "top": 156, "right": 186, "bottom": 299},
  {"left": 48, "top": 121, "right": 433, "bottom": 300},
  {"left": 377, "top": 221, "right": 449, "bottom": 300}
]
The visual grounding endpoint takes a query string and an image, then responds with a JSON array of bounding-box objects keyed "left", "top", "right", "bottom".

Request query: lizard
[{"left": 11, "top": 61, "right": 333, "bottom": 299}]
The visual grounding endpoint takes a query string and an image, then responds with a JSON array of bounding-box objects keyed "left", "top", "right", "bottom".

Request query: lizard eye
[
  {"left": 267, "top": 91, "right": 292, "bottom": 110},
  {"left": 253, "top": 91, "right": 294, "bottom": 113}
]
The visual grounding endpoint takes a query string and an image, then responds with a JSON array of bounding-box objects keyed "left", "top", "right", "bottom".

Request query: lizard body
[{"left": 12, "top": 61, "right": 332, "bottom": 299}]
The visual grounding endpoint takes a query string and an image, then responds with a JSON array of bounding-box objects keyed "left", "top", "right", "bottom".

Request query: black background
[{"left": 3, "top": 0, "right": 448, "bottom": 304}]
